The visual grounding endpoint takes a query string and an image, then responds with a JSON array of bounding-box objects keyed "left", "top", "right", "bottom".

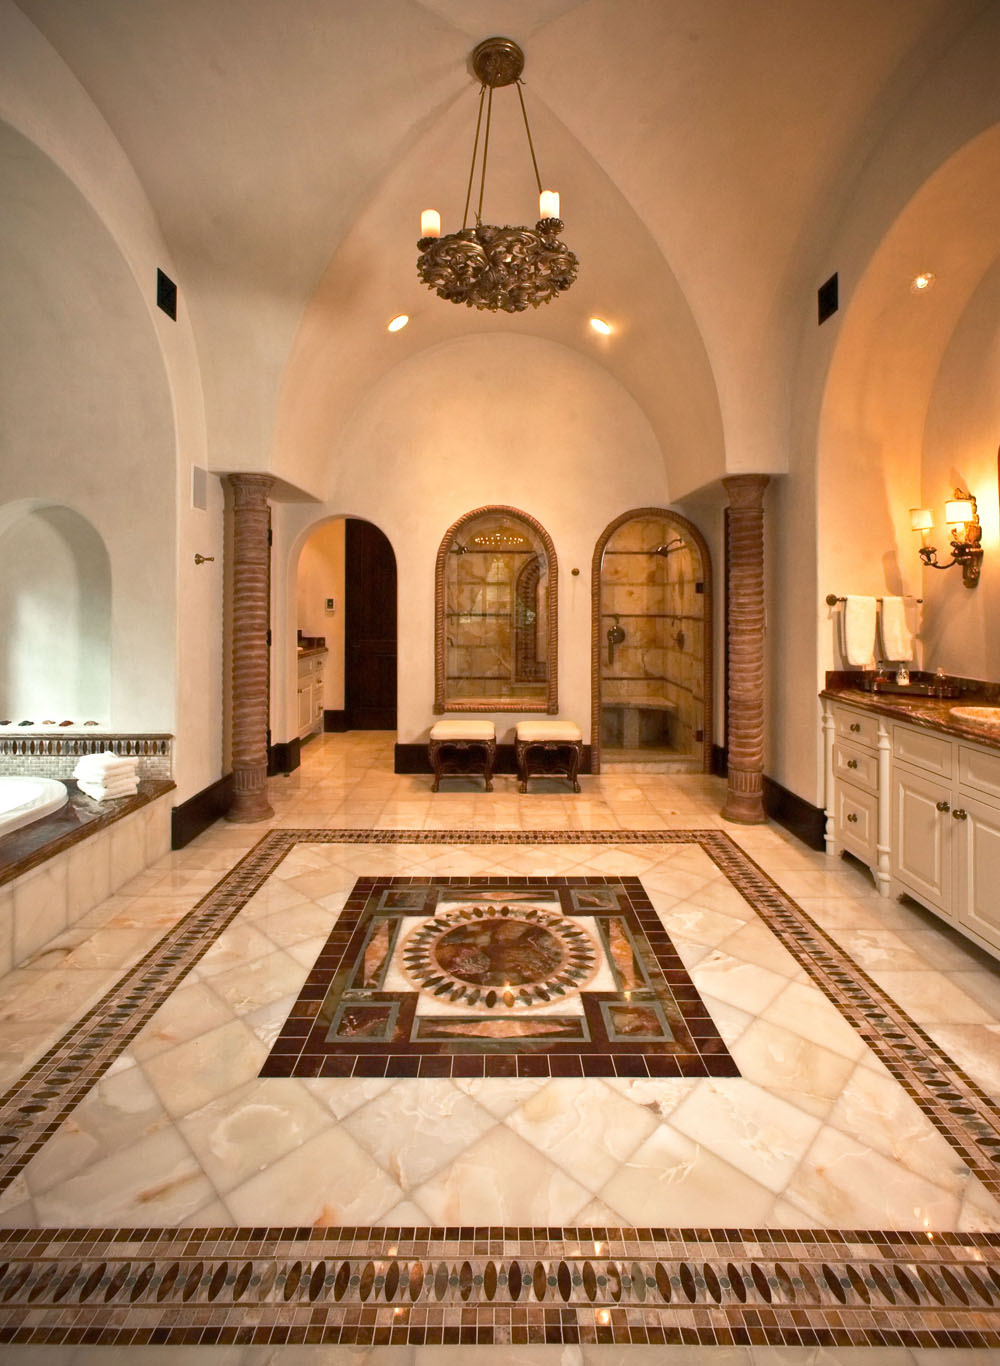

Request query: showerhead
[{"left": 653, "top": 537, "right": 684, "bottom": 556}]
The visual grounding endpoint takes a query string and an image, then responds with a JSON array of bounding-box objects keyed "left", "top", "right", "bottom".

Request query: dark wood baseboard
[
  {"left": 268, "top": 737, "right": 301, "bottom": 776},
  {"left": 763, "top": 775, "right": 826, "bottom": 851},
  {"left": 324, "top": 710, "right": 349, "bottom": 732},
  {"left": 395, "top": 742, "right": 593, "bottom": 777},
  {"left": 171, "top": 773, "right": 234, "bottom": 850}
]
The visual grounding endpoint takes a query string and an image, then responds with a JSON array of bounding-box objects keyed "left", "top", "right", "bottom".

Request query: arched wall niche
[
  {"left": 591, "top": 507, "right": 713, "bottom": 774},
  {"left": 0, "top": 501, "right": 111, "bottom": 722}
]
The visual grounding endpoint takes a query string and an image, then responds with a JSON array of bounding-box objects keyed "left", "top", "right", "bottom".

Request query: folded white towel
[
  {"left": 73, "top": 752, "right": 139, "bottom": 780},
  {"left": 879, "top": 597, "right": 913, "bottom": 662},
  {"left": 841, "top": 596, "right": 877, "bottom": 667},
  {"left": 78, "top": 778, "right": 138, "bottom": 801}
]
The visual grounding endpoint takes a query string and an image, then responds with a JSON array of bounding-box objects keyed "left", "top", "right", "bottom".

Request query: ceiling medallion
[{"left": 416, "top": 37, "right": 579, "bottom": 313}]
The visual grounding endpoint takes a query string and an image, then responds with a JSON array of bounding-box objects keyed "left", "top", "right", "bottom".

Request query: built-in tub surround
[{"left": 0, "top": 778, "right": 174, "bottom": 975}]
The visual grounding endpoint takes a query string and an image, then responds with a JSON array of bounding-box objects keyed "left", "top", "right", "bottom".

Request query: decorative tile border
[
  {"left": 0, "top": 732, "right": 172, "bottom": 780},
  {"left": 0, "top": 827, "right": 997, "bottom": 1346},
  {"left": 261, "top": 876, "right": 739, "bottom": 1079},
  {"left": 0, "top": 1225, "right": 997, "bottom": 1347}
]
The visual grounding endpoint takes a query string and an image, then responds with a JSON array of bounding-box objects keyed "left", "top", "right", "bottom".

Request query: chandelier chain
[
  {"left": 477, "top": 84, "right": 494, "bottom": 224},
  {"left": 462, "top": 86, "right": 487, "bottom": 231},
  {"left": 516, "top": 81, "right": 543, "bottom": 195}
]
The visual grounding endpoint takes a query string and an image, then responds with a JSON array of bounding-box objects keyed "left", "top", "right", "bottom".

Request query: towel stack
[{"left": 72, "top": 751, "right": 140, "bottom": 801}]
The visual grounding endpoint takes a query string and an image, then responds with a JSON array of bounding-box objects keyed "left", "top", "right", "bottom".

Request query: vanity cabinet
[
  {"left": 296, "top": 650, "right": 326, "bottom": 740},
  {"left": 823, "top": 696, "right": 1000, "bottom": 957}
]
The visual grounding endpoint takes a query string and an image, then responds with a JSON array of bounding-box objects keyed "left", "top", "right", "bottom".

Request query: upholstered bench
[
  {"left": 428, "top": 720, "right": 497, "bottom": 792},
  {"left": 515, "top": 720, "right": 584, "bottom": 793}
]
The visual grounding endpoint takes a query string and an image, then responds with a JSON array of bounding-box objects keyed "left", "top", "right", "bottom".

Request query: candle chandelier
[{"left": 416, "top": 37, "right": 578, "bottom": 313}]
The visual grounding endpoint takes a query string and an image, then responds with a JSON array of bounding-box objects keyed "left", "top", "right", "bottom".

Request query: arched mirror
[
  {"left": 435, "top": 506, "right": 557, "bottom": 712},
  {"left": 592, "top": 508, "right": 712, "bottom": 772}
]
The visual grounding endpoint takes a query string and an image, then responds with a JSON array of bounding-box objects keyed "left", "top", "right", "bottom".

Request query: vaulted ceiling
[{"left": 12, "top": 0, "right": 994, "bottom": 498}]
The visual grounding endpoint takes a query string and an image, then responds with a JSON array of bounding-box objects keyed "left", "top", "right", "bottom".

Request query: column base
[
  {"left": 226, "top": 763, "right": 274, "bottom": 823},
  {"left": 721, "top": 768, "right": 767, "bottom": 824}
]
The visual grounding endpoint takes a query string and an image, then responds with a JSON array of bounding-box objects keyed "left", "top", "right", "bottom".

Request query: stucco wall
[{"left": 275, "top": 334, "right": 709, "bottom": 748}]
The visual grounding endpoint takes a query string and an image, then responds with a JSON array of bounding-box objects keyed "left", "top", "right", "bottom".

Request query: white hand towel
[
  {"left": 78, "top": 778, "right": 138, "bottom": 801},
  {"left": 841, "top": 596, "right": 877, "bottom": 667},
  {"left": 879, "top": 597, "right": 913, "bottom": 662},
  {"left": 73, "top": 753, "right": 139, "bottom": 780}
]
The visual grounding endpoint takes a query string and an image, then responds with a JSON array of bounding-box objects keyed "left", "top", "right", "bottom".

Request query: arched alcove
[{"left": 0, "top": 502, "right": 111, "bottom": 721}]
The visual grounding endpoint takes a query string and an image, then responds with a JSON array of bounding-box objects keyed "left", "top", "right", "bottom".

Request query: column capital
[
  {"left": 225, "top": 472, "right": 276, "bottom": 510},
  {"left": 722, "top": 473, "right": 770, "bottom": 509}
]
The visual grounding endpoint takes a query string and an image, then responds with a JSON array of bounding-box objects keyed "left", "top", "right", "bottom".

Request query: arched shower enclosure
[{"left": 592, "top": 509, "right": 712, "bottom": 773}]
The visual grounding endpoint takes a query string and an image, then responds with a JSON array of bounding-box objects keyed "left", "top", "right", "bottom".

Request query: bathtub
[{"left": 0, "top": 776, "right": 69, "bottom": 838}]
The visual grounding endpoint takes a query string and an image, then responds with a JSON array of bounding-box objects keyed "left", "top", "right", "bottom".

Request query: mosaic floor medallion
[{"left": 261, "top": 877, "right": 740, "bottom": 1079}]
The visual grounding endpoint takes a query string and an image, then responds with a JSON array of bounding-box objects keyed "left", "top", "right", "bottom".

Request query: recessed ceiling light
[
  {"left": 387, "top": 314, "right": 409, "bottom": 332},
  {"left": 589, "top": 317, "right": 612, "bottom": 335},
  {"left": 910, "top": 272, "right": 935, "bottom": 294}
]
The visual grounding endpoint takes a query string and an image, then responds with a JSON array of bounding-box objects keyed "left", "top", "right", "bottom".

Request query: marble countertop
[{"left": 821, "top": 686, "right": 1000, "bottom": 752}]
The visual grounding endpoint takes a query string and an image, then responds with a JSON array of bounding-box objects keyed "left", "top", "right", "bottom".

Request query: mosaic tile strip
[
  {"left": 0, "top": 732, "right": 172, "bottom": 780},
  {"left": 0, "top": 1225, "right": 996, "bottom": 1347},
  {"left": 261, "top": 876, "right": 739, "bottom": 1079}
]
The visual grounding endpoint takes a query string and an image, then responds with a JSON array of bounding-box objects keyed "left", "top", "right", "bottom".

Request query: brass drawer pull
[
  {"left": 936, "top": 800, "right": 950, "bottom": 812},
  {"left": 849, "top": 722, "right": 861, "bottom": 733},
  {"left": 847, "top": 813, "right": 858, "bottom": 823},
  {"left": 953, "top": 808, "right": 968, "bottom": 821},
  {"left": 846, "top": 759, "right": 858, "bottom": 769}
]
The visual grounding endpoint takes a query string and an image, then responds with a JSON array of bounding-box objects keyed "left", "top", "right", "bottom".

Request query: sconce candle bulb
[{"left": 911, "top": 488, "right": 983, "bottom": 588}]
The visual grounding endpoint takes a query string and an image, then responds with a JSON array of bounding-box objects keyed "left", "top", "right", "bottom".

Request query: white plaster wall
[
  {"left": 0, "top": 506, "right": 111, "bottom": 720},
  {"left": 275, "top": 334, "right": 694, "bottom": 747},
  {"left": 0, "top": 5, "right": 221, "bottom": 803},
  {"left": 296, "top": 520, "right": 346, "bottom": 711},
  {"left": 918, "top": 261, "right": 1000, "bottom": 678}
]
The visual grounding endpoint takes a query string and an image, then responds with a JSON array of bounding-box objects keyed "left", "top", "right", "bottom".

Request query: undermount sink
[{"left": 949, "top": 705, "right": 1000, "bottom": 730}]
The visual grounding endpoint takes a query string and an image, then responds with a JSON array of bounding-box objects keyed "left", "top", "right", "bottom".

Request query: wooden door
[{"left": 345, "top": 519, "right": 397, "bottom": 729}]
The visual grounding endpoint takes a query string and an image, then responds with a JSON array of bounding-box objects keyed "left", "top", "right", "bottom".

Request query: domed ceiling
[{"left": 14, "top": 0, "right": 991, "bottom": 498}]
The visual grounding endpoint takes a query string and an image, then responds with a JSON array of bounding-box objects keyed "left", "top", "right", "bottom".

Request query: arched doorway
[
  {"left": 295, "top": 516, "right": 397, "bottom": 736},
  {"left": 592, "top": 508, "right": 712, "bottom": 773}
]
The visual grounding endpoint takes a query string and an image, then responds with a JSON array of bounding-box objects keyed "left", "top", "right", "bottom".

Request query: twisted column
[
  {"left": 226, "top": 473, "right": 275, "bottom": 823},
  {"left": 722, "top": 474, "right": 769, "bottom": 824}
]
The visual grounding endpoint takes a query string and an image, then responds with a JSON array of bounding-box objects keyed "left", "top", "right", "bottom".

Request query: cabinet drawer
[
  {"left": 834, "top": 708, "right": 878, "bottom": 749},
  {"left": 834, "top": 741, "right": 878, "bottom": 794},
  {"left": 893, "top": 723, "right": 952, "bottom": 778},
  {"left": 835, "top": 782, "right": 877, "bottom": 862},
  {"left": 958, "top": 744, "right": 1000, "bottom": 808}
]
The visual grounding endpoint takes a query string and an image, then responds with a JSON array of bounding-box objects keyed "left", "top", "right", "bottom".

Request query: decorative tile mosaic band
[
  {"left": 0, "top": 733, "right": 172, "bottom": 780},
  {"left": 0, "top": 1225, "right": 997, "bottom": 1347},
  {"left": 262, "top": 876, "right": 738, "bottom": 1079},
  {"left": 0, "top": 827, "right": 998, "bottom": 1347}
]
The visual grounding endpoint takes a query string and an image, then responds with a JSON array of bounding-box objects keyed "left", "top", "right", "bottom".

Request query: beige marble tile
[
  {"left": 409, "top": 1124, "right": 593, "bottom": 1225},
  {"left": 142, "top": 1018, "right": 269, "bottom": 1118},
  {"left": 729, "top": 1016, "right": 857, "bottom": 1119}
]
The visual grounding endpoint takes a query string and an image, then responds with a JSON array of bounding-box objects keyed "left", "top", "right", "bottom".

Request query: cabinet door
[
  {"left": 956, "top": 796, "right": 1000, "bottom": 952},
  {"left": 891, "top": 763, "right": 951, "bottom": 914},
  {"left": 297, "top": 684, "right": 312, "bottom": 732}
]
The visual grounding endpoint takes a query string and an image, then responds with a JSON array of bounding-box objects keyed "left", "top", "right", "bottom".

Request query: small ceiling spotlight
[
  {"left": 589, "top": 317, "right": 612, "bottom": 335},
  {"left": 910, "top": 272, "right": 936, "bottom": 294},
  {"left": 387, "top": 314, "right": 409, "bottom": 332}
]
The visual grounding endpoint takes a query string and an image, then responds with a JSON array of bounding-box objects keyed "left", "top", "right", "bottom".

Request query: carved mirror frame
[
  {"left": 434, "top": 504, "right": 558, "bottom": 713},
  {"left": 591, "top": 507, "right": 713, "bottom": 773}
]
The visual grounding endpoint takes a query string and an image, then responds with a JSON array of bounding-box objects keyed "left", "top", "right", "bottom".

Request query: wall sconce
[{"left": 909, "top": 489, "right": 983, "bottom": 587}]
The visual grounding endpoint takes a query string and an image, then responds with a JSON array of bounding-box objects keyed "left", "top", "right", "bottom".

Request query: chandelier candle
[{"left": 415, "top": 37, "right": 579, "bottom": 313}]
